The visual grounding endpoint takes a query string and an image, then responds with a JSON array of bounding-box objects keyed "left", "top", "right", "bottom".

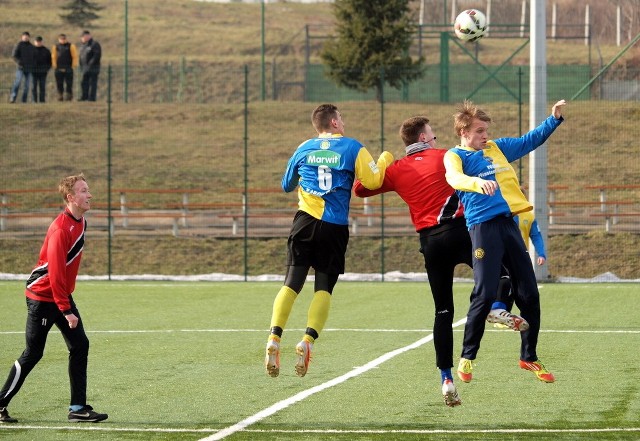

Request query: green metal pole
[
  {"left": 379, "top": 67, "right": 385, "bottom": 282},
  {"left": 443, "top": 0, "right": 447, "bottom": 24},
  {"left": 571, "top": 31, "right": 640, "bottom": 100},
  {"left": 440, "top": 32, "right": 449, "bottom": 102},
  {"left": 124, "top": 0, "right": 128, "bottom": 103},
  {"left": 178, "top": 57, "right": 186, "bottom": 102},
  {"left": 261, "top": 1, "right": 265, "bottom": 101},
  {"left": 243, "top": 65, "right": 249, "bottom": 281},
  {"left": 107, "top": 66, "right": 113, "bottom": 279}
]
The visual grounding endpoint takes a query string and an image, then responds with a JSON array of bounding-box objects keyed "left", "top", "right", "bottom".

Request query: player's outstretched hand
[{"left": 552, "top": 99, "right": 567, "bottom": 119}]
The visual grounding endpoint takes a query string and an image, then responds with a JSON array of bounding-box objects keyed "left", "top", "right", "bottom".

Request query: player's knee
[{"left": 69, "top": 335, "right": 90, "bottom": 355}]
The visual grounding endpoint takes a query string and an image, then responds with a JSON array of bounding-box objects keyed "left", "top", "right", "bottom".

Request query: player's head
[
  {"left": 312, "top": 104, "right": 344, "bottom": 135},
  {"left": 399, "top": 116, "right": 436, "bottom": 148},
  {"left": 59, "top": 174, "right": 87, "bottom": 201},
  {"left": 454, "top": 100, "right": 492, "bottom": 150},
  {"left": 59, "top": 173, "right": 91, "bottom": 215}
]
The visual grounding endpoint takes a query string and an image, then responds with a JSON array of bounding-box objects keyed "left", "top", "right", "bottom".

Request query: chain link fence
[{"left": 1, "top": 61, "right": 638, "bottom": 279}]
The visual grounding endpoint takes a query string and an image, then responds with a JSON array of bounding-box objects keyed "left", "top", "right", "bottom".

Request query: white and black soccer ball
[{"left": 454, "top": 9, "right": 487, "bottom": 42}]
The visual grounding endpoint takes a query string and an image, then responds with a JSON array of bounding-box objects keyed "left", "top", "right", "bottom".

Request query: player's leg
[
  {"left": 0, "top": 299, "right": 56, "bottom": 413},
  {"left": 503, "top": 223, "right": 554, "bottom": 382},
  {"left": 265, "top": 266, "right": 308, "bottom": 377},
  {"left": 291, "top": 271, "right": 338, "bottom": 378},
  {"left": 421, "top": 233, "right": 463, "bottom": 406},
  {"left": 458, "top": 219, "right": 504, "bottom": 381},
  {"left": 303, "top": 271, "right": 338, "bottom": 344},
  {"left": 294, "top": 218, "right": 348, "bottom": 377},
  {"left": 486, "top": 266, "right": 529, "bottom": 331},
  {"left": 56, "top": 299, "right": 90, "bottom": 410},
  {"left": 492, "top": 268, "right": 512, "bottom": 309},
  {"left": 265, "top": 212, "right": 315, "bottom": 377},
  {"left": 420, "top": 232, "right": 456, "bottom": 373},
  {"left": 503, "top": 224, "right": 541, "bottom": 359}
]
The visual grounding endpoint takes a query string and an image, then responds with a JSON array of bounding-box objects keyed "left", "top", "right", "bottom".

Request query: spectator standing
[
  {"left": 79, "top": 30, "right": 101, "bottom": 101},
  {"left": 51, "top": 33, "right": 79, "bottom": 101},
  {"left": 9, "top": 32, "right": 35, "bottom": 103},
  {"left": 32, "top": 36, "right": 52, "bottom": 103}
]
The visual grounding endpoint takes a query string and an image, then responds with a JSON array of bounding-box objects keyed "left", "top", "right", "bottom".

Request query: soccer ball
[{"left": 454, "top": 9, "right": 487, "bottom": 42}]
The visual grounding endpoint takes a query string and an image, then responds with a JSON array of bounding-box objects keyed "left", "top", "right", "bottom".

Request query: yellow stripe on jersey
[
  {"left": 297, "top": 188, "right": 325, "bottom": 220},
  {"left": 483, "top": 141, "right": 532, "bottom": 215}
]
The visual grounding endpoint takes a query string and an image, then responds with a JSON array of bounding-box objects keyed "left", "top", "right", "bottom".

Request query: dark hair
[{"left": 399, "top": 116, "right": 430, "bottom": 146}]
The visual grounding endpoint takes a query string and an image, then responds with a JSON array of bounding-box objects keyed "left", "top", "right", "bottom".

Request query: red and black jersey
[
  {"left": 25, "top": 209, "right": 86, "bottom": 312},
  {"left": 354, "top": 148, "right": 464, "bottom": 232}
]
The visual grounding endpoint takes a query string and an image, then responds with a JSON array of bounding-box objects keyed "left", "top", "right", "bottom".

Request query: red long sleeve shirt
[
  {"left": 354, "top": 148, "right": 464, "bottom": 232},
  {"left": 25, "top": 209, "right": 86, "bottom": 312}
]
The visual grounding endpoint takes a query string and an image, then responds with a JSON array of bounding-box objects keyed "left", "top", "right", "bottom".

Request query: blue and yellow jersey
[
  {"left": 444, "top": 114, "right": 563, "bottom": 228},
  {"left": 282, "top": 134, "right": 392, "bottom": 225},
  {"left": 514, "top": 211, "right": 546, "bottom": 259}
]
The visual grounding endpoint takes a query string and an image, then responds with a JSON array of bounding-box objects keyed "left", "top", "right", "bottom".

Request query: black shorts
[{"left": 287, "top": 211, "right": 349, "bottom": 274}]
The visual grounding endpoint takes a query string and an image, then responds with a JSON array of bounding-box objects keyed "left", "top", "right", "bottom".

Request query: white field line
[
  {"left": 198, "top": 318, "right": 467, "bottom": 441},
  {"left": 1, "top": 426, "right": 639, "bottom": 436},
  {"left": 0, "top": 318, "right": 638, "bottom": 438},
  {"left": 1, "top": 328, "right": 638, "bottom": 336}
]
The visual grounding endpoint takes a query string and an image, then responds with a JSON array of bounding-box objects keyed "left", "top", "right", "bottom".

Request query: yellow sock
[
  {"left": 305, "top": 290, "right": 332, "bottom": 342},
  {"left": 269, "top": 286, "right": 298, "bottom": 330}
]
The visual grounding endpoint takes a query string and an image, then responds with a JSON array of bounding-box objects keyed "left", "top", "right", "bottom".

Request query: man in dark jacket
[
  {"left": 10, "top": 31, "right": 35, "bottom": 103},
  {"left": 52, "top": 33, "right": 79, "bottom": 101},
  {"left": 32, "top": 36, "right": 52, "bottom": 103},
  {"left": 78, "top": 30, "right": 101, "bottom": 102}
]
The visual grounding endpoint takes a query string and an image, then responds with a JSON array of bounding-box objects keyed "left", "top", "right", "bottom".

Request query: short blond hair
[
  {"left": 58, "top": 173, "right": 86, "bottom": 202},
  {"left": 453, "top": 100, "right": 492, "bottom": 136}
]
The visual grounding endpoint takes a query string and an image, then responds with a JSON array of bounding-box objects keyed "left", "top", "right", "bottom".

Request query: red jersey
[
  {"left": 25, "top": 209, "right": 86, "bottom": 312},
  {"left": 354, "top": 148, "right": 464, "bottom": 231}
]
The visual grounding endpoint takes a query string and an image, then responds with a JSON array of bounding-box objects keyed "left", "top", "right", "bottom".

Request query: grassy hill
[
  {"left": 0, "top": 0, "right": 633, "bottom": 67},
  {"left": 0, "top": 0, "right": 638, "bottom": 279},
  {"left": 0, "top": 100, "right": 638, "bottom": 279}
]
